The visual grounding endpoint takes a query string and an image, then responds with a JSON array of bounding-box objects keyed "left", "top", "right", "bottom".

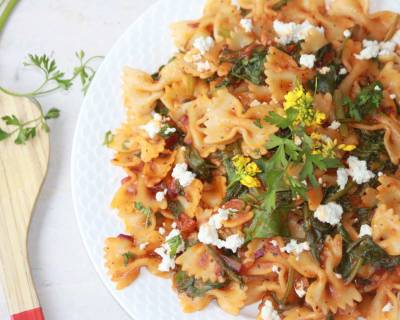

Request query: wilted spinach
[
  {"left": 175, "top": 271, "right": 226, "bottom": 298},
  {"left": 308, "top": 63, "right": 346, "bottom": 94},
  {"left": 185, "top": 147, "right": 216, "bottom": 182}
]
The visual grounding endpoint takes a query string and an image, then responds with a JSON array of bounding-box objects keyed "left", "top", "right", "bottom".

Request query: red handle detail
[{"left": 11, "top": 308, "right": 44, "bottom": 320}]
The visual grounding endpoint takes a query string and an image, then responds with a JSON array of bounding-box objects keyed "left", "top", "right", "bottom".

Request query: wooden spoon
[{"left": 0, "top": 92, "right": 48, "bottom": 320}]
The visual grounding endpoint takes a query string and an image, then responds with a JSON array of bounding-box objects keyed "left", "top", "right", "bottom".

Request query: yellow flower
[
  {"left": 311, "top": 133, "right": 337, "bottom": 158},
  {"left": 338, "top": 144, "right": 357, "bottom": 152},
  {"left": 284, "top": 84, "right": 326, "bottom": 127},
  {"left": 232, "top": 155, "right": 261, "bottom": 188},
  {"left": 245, "top": 162, "right": 262, "bottom": 176},
  {"left": 240, "top": 175, "right": 261, "bottom": 188}
]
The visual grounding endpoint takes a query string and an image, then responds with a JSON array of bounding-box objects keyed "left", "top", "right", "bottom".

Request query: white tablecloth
[{"left": 0, "top": 1, "right": 156, "bottom": 319}]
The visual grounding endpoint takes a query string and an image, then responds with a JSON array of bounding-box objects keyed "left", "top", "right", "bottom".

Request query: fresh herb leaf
[
  {"left": 185, "top": 147, "right": 216, "bottom": 182},
  {"left": 344, "top": 81, "right": 383, "bottom": 121},
  {"left": 103, "top": 130, "right": 114, "bottom": 146},
  {"left": 167, "top": 235, "right": 183, "bottom": 257},
  {"left": 309, "top": 64, "right": 346, "bottom": 94},
  {"left": 253, "top": 119, "right": 263, "bottom": 128},
  {"left": 218, "top": 46, "right": 268, "bottom": 87},
  {"left": 175, "top": 271, "right": 226, "bottom": 298},
  {"left": 0, "top": 128, "right": 10, "bottom": 141},
  {"left": 300, "top": 153, "right": 340, "bottom": 187},
  {"left": 44, "top": 107, "right": 60, "bottom": 120},
  {"left": 2, "top": 115, "right": 20, "bottom": 126},
  {"left": 264, "top": 109, "right": 298, "bottom": 129},
  {"left": 122, "top": 252, "right": 135, "bottom": 266},
  {"left": 154, "top": 100, "right": 169, "bottom": 116},
  {"left": 159, "top": 124, "right": 177, "bottom": 138},
  {"left": 168, "top": 200, "right": 184, "bottom": 217},
  {"left": 134, "top": 201, "right": 153, "bottom": 227}
]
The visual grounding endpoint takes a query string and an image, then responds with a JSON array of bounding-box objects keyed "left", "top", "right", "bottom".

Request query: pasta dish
[{"left": 104, "top": 0, "right": 400, "bottom": 318}]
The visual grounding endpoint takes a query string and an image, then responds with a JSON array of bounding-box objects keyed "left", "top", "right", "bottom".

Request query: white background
[
  {"left": 1, "top": 1, "right": 400, "bottom": 320},
  {"left": 0, "top": 1, "right": 156, "bottom": 319}
]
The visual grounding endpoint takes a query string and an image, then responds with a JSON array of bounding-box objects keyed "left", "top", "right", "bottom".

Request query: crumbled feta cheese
[
  {"left": 172, "top": 163, "right": 196, "bottom": 188},
  {"left": 295, "top": 281, "right": 306, "bottom": 298},
  {"left": 193, "top": 36, "right": 215, "bottom": 55},
  {"left": 158, "top": 227, "right": 166, "bottom": 235},
  {"left": 390, "top": 94, "right": 397, "bottom": 100},
  {"left": 319, "top": 66, "right": 331, "bottom": 74},
  {"left": 196, "top": 61, "right": 211, "bottom": 72},
  {"left": 347, "top": 156, "right": 375, "bottom": 184},
  {"left": 318, "top": 177, "right": 323, "bottom": 184},
  {"left": 299, "top": 54, "right": 316, "bottom": 69},
  {"left": 294, "top": 135, "right": 302, "bottom": 146},
  {"left": 374, "top": 85, "right": 381, "bottom": 91},
  {"left": 359, "top": 224, "right": 372, "bottom": 237},
  {"left": 337, "top": 168, "right": 349, "bottom": 190},
  {"left": 240, "top": 18, "right": 253, "bottom": 33},
  {"left": 140, "top": 113, "right": 163, "bottom": 139},
  {"left": 155, "top": 228, "right": 185, "bottom": 272},
  {"left": 260, "top": 300, "right": 281, "bottom": 320},
  {"left": 171, "top": 222, "right": 177, "bottom": 229},
  {"left": 198, "top": 208, "right": 243, "bottom": 253},
  {"left": 273, "top": 20, "right": 324, "bottom": 45},
  {"left": 314, "top": 202, "right": 344, "bottom": 226},
  {"left": 184, "top": 53, "right": 202, "bottom": 63},
  {"left": 139, "top": 242, "right": 149, "bottom": 250},
  {"left": 155, "top": 189, "right": 167, "bottom": 202},
  {"left": 281, "top": 240, "right": 310, "bottom": 259},
  {"left": 378, "top": 172, "right": 384, "bottom": 177},
  {"left": 270, "top": 240, "right": 278, "bottom": 247},
  {"left": 272, "top": 265, "right": 280, "bottom": 274},
  {"left": 382, "top": 302, "right": 393, "bottom": 313},
  {"left": 335, "top": 273, "right": 342, "bottom": 279},
  {"left": 355, "top": 39, "right": 396, "bottom": 60},
  {"left": 328, "top": 120, "right": 341, "bottom": 130},
  {"left": 339, "top": 67, "right": 348, "bottom": 75},
  {"left": 163, "top": 127, "right": 177, "bottom": 135},
  {"left": 249, "top": 99, "right": 262, "bottom": 107},
  {"left": 343, "top": 29, "right": 352, "bottom": 38}
]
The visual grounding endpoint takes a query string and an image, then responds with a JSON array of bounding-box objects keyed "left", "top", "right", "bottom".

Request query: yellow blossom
[
  {"left": 311, "top": 133, "right": 337, "bottom": 158},
  {"left": 284, "top": 84, "right": 326, "bottom": 127},
  {"left": 231, "top": 155, "right": 261, "bottom": 188},
  {"left": 338, "top": 144, "right": 357, "bottom": 152},
  {"left": 240, "top": 175, "right": 261, "bottom": 188}
]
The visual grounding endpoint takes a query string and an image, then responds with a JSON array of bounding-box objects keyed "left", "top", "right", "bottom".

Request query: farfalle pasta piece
[
  {"left": 175, "top": 243, "right": 225, "bottom": 283},
  {"left": 377, "top": 175, "right": 400, "bottom": 213},
  {"left": 201, "top": 175, "right": 227, "bottom": 209},
  {"left": 372, "top": 204, "right": 400, "bottom": 255},
  {"left": 367, "top": 276, "right": 400, "bottom": 320},
  {"left": 375, "top": 115, "right": 400, "bottom": 165},
  {"left": 142, "top": 150, "right": 177, "bottom": 188},
  {"left": 265, "top": 47, "right": 314, "bottom": 101},
  {"left": 176, "top": 179, "right": 203, "bottom": 218},
  {"left": 379, "top": 62, "right": 400, "bottom": 100},
  {"left": 288, "top": 235, "right": 362, "bottom": 315},
  {"left": 104, "top": 236, "right": 166, "bottom": 290},
  {"left": 201, "top": 89, "right": 280, "bottom": 158},
  {"left": 283, "top": 306, "right": 325, "bottom": 320}
]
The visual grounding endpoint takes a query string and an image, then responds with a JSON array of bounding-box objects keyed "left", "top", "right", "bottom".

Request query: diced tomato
[
  {"left": 165, "top": 176, "right": 180, "bottom": 199},
  {"left": 165, "top": 133, "right": 180, "bottom": 149},
  {"left": 117, "top": 234, "right": 134, "bottom": 243},
  {"left": 177, "top": 213, "right": 197, "bottom": 234}
]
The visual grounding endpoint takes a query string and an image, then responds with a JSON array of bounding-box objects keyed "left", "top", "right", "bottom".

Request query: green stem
[
  {"left": 325, "top": 180, "right": 356, "bottom": 203},
  {"left": 0, "top": 0, "right": 19, "bottom": 35}
]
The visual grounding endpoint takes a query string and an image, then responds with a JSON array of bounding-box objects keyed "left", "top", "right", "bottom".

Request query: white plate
[{"left": 71, "top": 1, "right": 400, "bottom": 319}]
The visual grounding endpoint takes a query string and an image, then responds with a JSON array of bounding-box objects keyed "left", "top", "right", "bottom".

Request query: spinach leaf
[
  {"left": 185, "top": 146, "right": 216, "bottom": 182},
  {"left": 308, "top": 64, "right": 346, "bottom": 94},
  {"left": 168, "top": 200, "right": 184, "bottom": 217},
  {"left": 175, "top": 271, "right": 227, "bottom": 298},
  {"left": 218, "top": 46, "right": 268, "bottom": 87},
  {"left": 344, "top": 81, "right": 383, "bottom": 121},
  {"left": 338, "top": 236, "right": 400, "bottom": 283}
]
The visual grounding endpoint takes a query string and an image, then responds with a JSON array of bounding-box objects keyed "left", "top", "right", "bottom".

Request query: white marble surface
[{"left": 0, "top": 1, "right": 156, "bottom": 319}]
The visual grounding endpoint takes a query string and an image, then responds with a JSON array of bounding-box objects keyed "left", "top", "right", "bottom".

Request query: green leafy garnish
[
  {"left": 309, "top": 64, "right": 346, "bottom": 94},
  {"left": 168, "top": 200, "right": 184, "bottom": 217},
  {"left": 103, "top": 130, "right": 114, "bottom": 146},
  {"left": 217, "top": 46, "right": 268, "bottom": 87},
  {"left": 344, "top": 81, "right": 383, "bottom": 121},
  {"left": 185, "top": 147, "right": 216, "bottom": 182},
  {"left": 175, "top": 271, "right": 226, "bottom": 298},
  {"left": 167, "top": 235, "right": 183, "bottom": 257},
  {"left": 122, "top": 252, "right": 135, "bottom": 266},
  {"left": 159, "top": 124, "right": 177, "bottom": 138},
  {"left": 134, "top": 201, "right": 153, "bottom": 227},
  {"left": 253, "top": 119, "right": 263, "bottom": 128}
]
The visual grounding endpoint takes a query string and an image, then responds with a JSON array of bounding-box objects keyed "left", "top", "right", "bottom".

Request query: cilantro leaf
[
  {"left": 264, "top": 109, "right": 298, "bottom": 129},
  {"left": 122, "top": 252, "right": 135, "bottom": 266},
  {"left": 0, "top": 128, "right": 10, "bottom": 141},
  {"left": 2, "top": 115, "right": 20, "bottom": 126},
  {"left": 167, "top": 235, "right": 183, "bottom": 257},
  {"left": 134, "top": 201, "right": 153, "bottom": 227},
  {"left": 185, "top": 146, "right": 216, "bottom": 182}
]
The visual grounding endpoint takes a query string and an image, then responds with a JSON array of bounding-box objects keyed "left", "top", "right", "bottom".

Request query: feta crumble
[
  {"left": 374, "top": 85, "right": 381, "bottom": 91},
  {"left": 335, "top": 273, "right": 342, "bottom": 279},
  {"left": 328, "top": 120, "right": 341, "bottom": 130},
  {"left": 273, "top": 20, "right": 324, "bottom": 45},
  {"left": 314, "top": 202, "right": 344, "bottom": 226},
  {"left": 359, "top": 224, "right": 372, "bottom": 237},
  {"left": 163, "top": 127, "right": 177, "bottom": 135},
  {"left": 260, "top": 300, "right": 281, "bottom": 320},
  {"left": 355, "top": 39, "right": 396, "bottom": 60},
  {"left": 343, "top": 29, "right": 352, "bottom": 38},
  {"left": 339, "top": 67, "right": 348, "bottom": 75},
  {"left": 281, "top": 240, "right": 310, "bottom": 259},
  {"left": 390, "top": 94, "right": 397, "bottom": 100},
  {"left": 295, "top": 281, "right": 306, "bottom": 298},
  {"left": 347, "top": 156, "right": 375, "bottom": 184},
  {"left": 299, "top": 54, "right": 316, "bottom": 69},
  {"left": 319, "top": 66, "right": 331, "bottom": 74},
  {"left": 155, "top": 228, "right": 185, "bottom": 272},
  {"left": 240, "top": 18, "right": 253, "bottom": 33},
  {"left": 172, "top": 163, "right": 196, "bottom": 188},
  {"left": 198, "top": 208, "right": 244, "bottom": 253},
  {"left": 193, "top": 36, "right": 215, "bottom": 55},
  {"left": 270, "top": 240, "right": 278, "bottom": 247},
  {"left": 158, "top": 227, "right": 166, "bottom": 235},
  {"left": 196, "top": 61, "right": 211, "bottom": 72},
  {"left": 382, "top": 302, "right": 393, "bottom": 313},
  {"left": 249, "top": 99, "right": 262, "bottom": 107},
  {"left": 140, "top": 113, "right": 163, "bottom": 139},
  {"left": 337, "top": 168, "right": 349, "bottom": 190},
  {"left": 139, "top": 242, "right": 149, "bottom": 250},
  {"left": 155, "top": 189, "right": 168, "bottom": 202}
]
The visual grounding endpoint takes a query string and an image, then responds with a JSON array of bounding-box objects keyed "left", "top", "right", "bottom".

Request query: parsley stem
[
  {"left": 325, "top": 180, "right": 356, "bottom": 203},
  {"left": 0, "top": 0, "right": 19, "bottom": 35}
]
